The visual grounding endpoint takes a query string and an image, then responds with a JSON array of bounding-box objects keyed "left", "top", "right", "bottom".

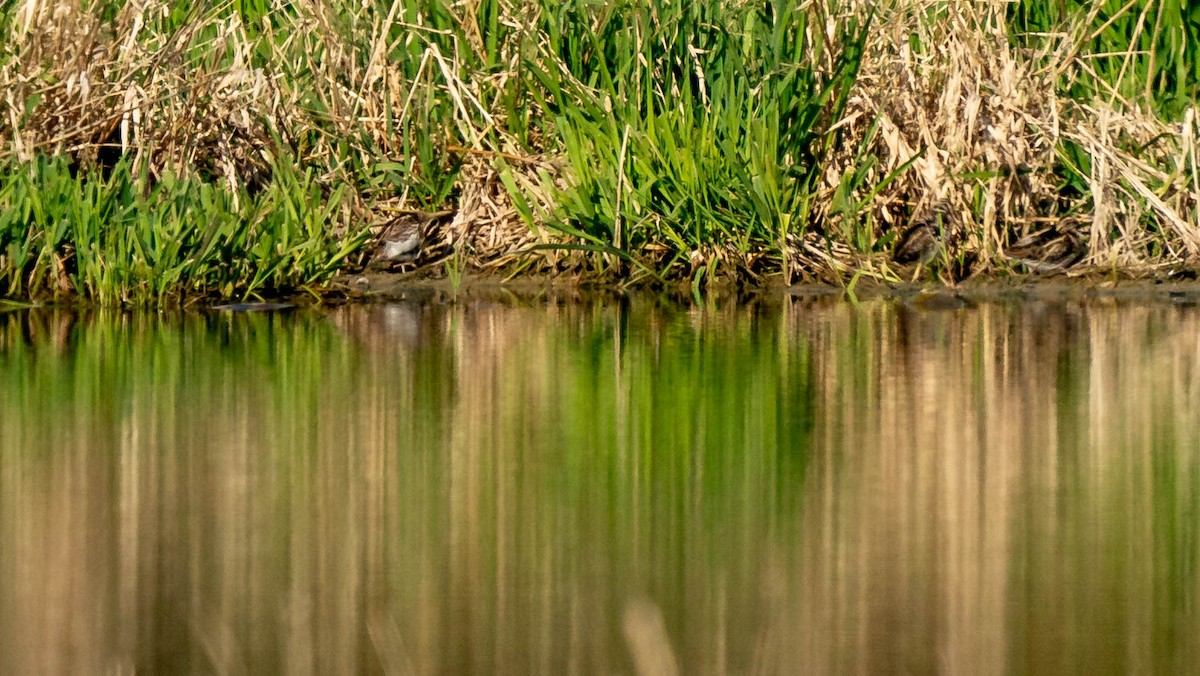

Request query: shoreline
[
  {"left": 7, "top": 270, "right": 1200, "bottom": 313},
  {"left": 330, "top": 270, "right": 1200, "bottom": 308}
]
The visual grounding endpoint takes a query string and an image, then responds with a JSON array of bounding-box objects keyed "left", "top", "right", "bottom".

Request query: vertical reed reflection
[{"left": 0, "top": 296, "right": 1199, "bottom": 674}]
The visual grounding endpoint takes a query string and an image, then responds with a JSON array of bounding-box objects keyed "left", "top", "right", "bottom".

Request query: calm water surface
[{"left": 2, "top": 295, "right": 1199, "bottom": 674}]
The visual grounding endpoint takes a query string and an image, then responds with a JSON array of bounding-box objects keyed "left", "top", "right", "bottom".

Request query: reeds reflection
[{"left": 1, "top": 296, "right": 1198, "bottom": 674}]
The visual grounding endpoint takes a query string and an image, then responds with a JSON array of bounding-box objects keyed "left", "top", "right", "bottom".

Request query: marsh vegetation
[{"left": 1, "top": 0, "right": 1198, "bottom": 302}]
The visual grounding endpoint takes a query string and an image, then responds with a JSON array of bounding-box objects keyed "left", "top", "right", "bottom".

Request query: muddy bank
[{"left": 330, "top": 267, "right": 1200, "bottom": 309}]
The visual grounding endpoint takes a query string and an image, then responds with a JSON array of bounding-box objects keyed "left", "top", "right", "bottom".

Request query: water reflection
[{"left": 1, "top": 296, "right": 1198, "bottom": 674}]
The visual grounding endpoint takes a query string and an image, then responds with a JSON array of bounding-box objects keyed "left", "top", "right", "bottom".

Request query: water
[{"left": 1, "top": 294, "right": 1199, "bottom": 674}]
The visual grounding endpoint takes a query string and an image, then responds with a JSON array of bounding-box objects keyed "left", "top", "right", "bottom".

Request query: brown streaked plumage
[
  {"left": 1004, "top": 227, "right": 1085, "bottom": 274},
  {"left": 368, "top": 210, "right": 453, "bottom": 269},
  {"left": 893, "top": 221, "right": 941, "bottom": 265}
]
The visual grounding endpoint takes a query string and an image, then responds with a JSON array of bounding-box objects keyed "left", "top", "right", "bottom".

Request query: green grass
[
  {"left": 1008, "top": 0, "right": 1200, "bottom": 120},
  {"left": 0, "top": 157, "right": 364, "bottom": 305},
  {"left": 536, "top": 1, "right": 872, "bottom": 280}
]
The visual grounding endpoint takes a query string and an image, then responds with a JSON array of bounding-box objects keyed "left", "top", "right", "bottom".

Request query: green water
[{"left": 1, "top": 296, "right": 1199, "bottom": 674}]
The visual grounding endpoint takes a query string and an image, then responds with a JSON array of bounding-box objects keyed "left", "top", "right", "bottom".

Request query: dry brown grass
[{"left": 816, "top": 0, "right": 1200, "bottom": 281}]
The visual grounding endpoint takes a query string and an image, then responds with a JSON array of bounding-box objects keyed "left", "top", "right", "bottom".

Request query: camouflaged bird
[
  {"left": 894, "top": 205, "right": 952, "bottom": 265},
  {"left": 1004, "top": 227, "right": 1085, "bottom": 273},
  {"left": 368, "top": 210, "right": 453, "bottom": 269}
]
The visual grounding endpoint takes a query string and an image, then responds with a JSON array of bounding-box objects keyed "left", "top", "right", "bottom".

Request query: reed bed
[{"left": 0, "top": 0, "right": 1197, "bottom": 302}]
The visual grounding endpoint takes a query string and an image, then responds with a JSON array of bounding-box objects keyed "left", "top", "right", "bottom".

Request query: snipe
[
  {"left": 893, "top": 205, "right": 951, "bottom": 266},
  {"left": 368, "top": 210, "right": 452, "bottom": 269},
  {"left": 1004, "top": 227, "right": 1085, "bottom": 274},
  {"left": 893, "top": 220, "right": 942, "bottom": 265}
]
